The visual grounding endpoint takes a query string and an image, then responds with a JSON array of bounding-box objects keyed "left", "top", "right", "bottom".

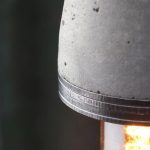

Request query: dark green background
[{"left": 0, "top": 0, "right": 99, "bottom": 150}]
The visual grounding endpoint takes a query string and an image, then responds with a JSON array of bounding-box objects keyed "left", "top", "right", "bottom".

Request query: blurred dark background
[{"left": 0, "top": 0, "right": 99, "bottom": 150}]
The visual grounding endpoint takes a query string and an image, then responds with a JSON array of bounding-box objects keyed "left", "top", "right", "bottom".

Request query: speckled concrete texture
[{"left": 58, "top": 0, "right": 150, "bottom": 100}]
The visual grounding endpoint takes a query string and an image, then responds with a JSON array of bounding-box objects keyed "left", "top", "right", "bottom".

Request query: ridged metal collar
[{"left": 58, "top": 74, "right": 150, "bottom": 125}]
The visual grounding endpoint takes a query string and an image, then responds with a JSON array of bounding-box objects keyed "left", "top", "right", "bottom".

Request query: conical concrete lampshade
[{"left": 58, "top": 0, "right": 150, "bottom": 125}]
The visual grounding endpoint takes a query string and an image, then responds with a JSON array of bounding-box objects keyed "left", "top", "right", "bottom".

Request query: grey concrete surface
[{"left": 59, "top": 0, "right": 150, "bottom": 100}]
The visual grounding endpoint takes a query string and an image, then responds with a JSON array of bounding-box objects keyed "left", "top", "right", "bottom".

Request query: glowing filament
[{"left": 125, "top": 125, "right": 150, "bottom": 150}]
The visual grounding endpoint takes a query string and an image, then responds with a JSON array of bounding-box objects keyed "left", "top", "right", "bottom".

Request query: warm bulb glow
[{"left": 125, "top": 125, "right": 150, "bottom": 150}]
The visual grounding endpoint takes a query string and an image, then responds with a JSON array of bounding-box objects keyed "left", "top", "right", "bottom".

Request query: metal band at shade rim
[{"left": 58, "top": 74, "right": 150, "bottom": 125}]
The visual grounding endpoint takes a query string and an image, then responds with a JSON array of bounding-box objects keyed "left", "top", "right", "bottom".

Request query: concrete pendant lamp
[{"left": 58, "top": 0, "right": 150, "bottom": 149}]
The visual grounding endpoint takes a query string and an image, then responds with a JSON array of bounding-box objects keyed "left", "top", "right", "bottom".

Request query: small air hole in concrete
[
  {"left": 72, "top": 14, "right": 75, "bottom": 20},
  {"left": 64, "top": 62, "right": 67, "bottom": 66},
  {"left": 93, "top": 7, "right": 99, "bottom": 13},
  {"left": 97, "top": 91, "right": 101, "bottom": 94},
  {"left": 127, "top": 41, "right": 131, "bottom": 44}
]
